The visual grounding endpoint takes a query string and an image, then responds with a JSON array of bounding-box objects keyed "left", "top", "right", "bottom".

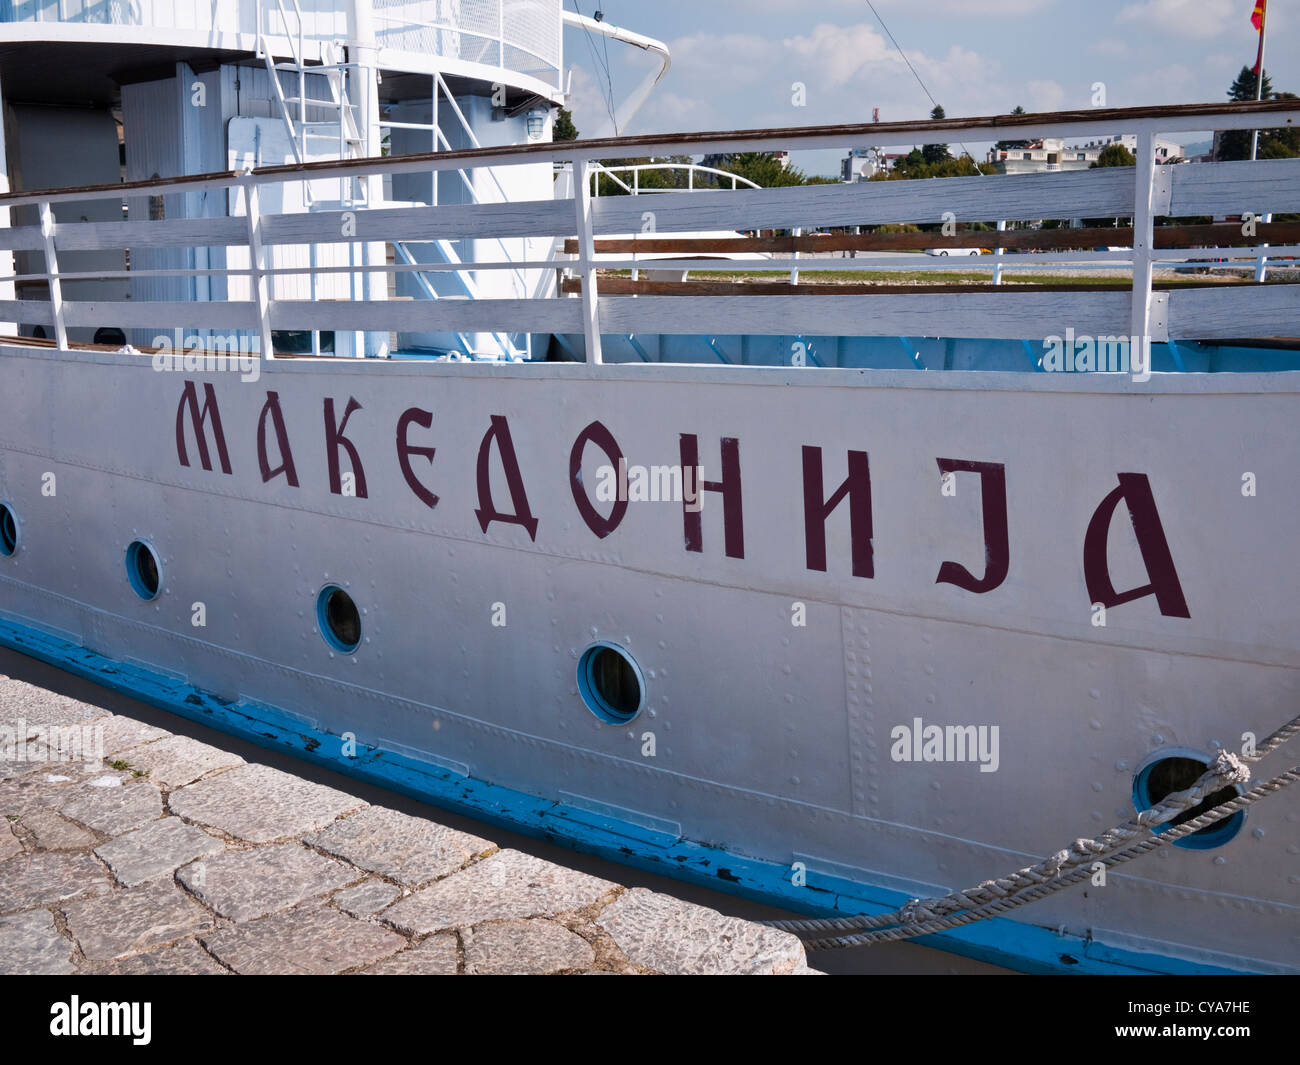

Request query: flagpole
[{"left": 1250, "top": 4, "right": 1267, "bottom": 161}]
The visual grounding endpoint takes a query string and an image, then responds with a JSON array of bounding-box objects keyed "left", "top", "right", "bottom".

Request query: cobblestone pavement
[{"left": 0, "top": 672, "right": 817, "bottom": 975}]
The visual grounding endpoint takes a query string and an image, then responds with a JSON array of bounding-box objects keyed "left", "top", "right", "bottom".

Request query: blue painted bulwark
[{"left": 0, "top": 610, "right": 1247, "bottom": 975}]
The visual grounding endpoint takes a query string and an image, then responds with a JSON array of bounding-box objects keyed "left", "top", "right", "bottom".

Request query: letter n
[
  {"left": 935, "top": 458, "right": 1009, "bottom": 593},
  {"left": 324, "top": 397, "right": 368, "bottom": 498},
  {"left": 1083, "top": 472, "right": 1190, "bottom": 618},
  {"left": 802, "top": 447, "right": 872, "bottom": 577},
  {"left": 175, "top": 380, "right": 232, "bottom": 474},
  {"left": 680, "top": 434, "right": 743, "bottom": 558},
  {"left": 475, "top": 415, "right": 538, "bottom": 540},
  {"left": 257, "top": 391, "right": 299, "bottom": 486}
]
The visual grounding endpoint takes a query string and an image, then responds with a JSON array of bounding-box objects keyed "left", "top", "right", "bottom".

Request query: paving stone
[
  {"left": 169, "top": 763, "right": 365, "bottom": 843},
  {"left": 203, "top": 903, "right": 405, "bottom": 975},
  {"left": 595, "top": 888, "right": 808, "bottom": 975},
  {"left": 114, "top": 734, "right": 243, "bottom": 788},
  {"left": 0, "top": 908, "right": 76, "bottom": 975},
  {"left": 360, "top": 934, "right": 459, "bottom": 975},
  {"left": 62, "top": 879, "right": 215, "bottom": 962},
  {"left": 59, "top": 780, "right": 163, "bottom": 836},
  {"left": 333, "top": 878, "right": 401, "bottom": 918},
  {"left": 383, "top": 850, "right": 617, "bottom": 936},
  {"left": 177, "top": 843, "right": 358, "bottom": 921},
  {"left": 464, "top": 918, "right": 595, "bottom": 975},
  {"left": 0, "top": 678, "right": 108, "bottom": 729},
  {"left": 17, "top": 807, "right": 98, "bottom": 851},
  {"left": 95, "top": 817, "right": 225, "bottom": 887},
  {"left": 89, "top": 939, "right": 229, "bottom": 975},
  {"left": 99, "top": 716, "right": 169, "bottom": 757},
  {"left": 0, "top": 851, "right": 110, "bottom": 913},
  {"left": 305, "top": 807, "right": 494, "bottom": 888},
  {"left": 1, "top": 738, "right": 104, "bottom": 782},
  {"left": 0, "top": 821, "right": 20, "bottom": 862},
  {"left": 0, "top": 767, "right": 132, "bottom": 818}
]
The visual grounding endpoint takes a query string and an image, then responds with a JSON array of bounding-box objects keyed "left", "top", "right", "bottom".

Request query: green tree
[
  {"left": 995, "top": 105, "right": 1030, "bottom": 151},
  {"left": 1091, "top": 143, "right": 1137, "bottom": 168},
  {"left": 553, "top": 106, "right": 579, "bottom": 141},
  {"left": 884, "top": 151, "right": 993, "bottom": 181},
  {"left": 921, "top": 104, "right": 951, "bottom": 165},
  {"left": 1215, "top": 68, "right": 1298, "bottom": 159},
  {"left": 1229, "top": 66, "right": 1273, "bottom": 103},
  {"left": 721, "top": 152, "right": 808, "bottom": 188}
]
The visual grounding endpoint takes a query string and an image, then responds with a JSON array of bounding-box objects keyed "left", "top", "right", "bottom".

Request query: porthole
[
  {"left": 577, "top": 642, "right": 645, "bottom": 724},
  {"left": 0, "top": 503, "right": 17, "bottom": 556},
  {"left": 125, "top": 540, "right": 161, "bottom": 601},
  {"left": 1132, "top": 748, "right": 1244, "bottom": 850},
  {"left": 317, "top": 585, "right": 361, "bottom": 653}
]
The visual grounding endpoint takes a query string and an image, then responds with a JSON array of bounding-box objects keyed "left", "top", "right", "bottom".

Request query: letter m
[{"left": 175, "top": 380, "right": 232, "bottom": 474}]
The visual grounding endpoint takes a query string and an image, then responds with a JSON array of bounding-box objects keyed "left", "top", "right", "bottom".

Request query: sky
[{"left": 559, "top": 0, "right": 1294, "bottom": 176}]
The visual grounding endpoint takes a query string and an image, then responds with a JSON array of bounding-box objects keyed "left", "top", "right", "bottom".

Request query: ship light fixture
[
  {"left": 526, "top": 110, "right": 548, "bottom": 140},
  {"left": 577, "top": 642, "right": 645, "bottom": 724},
  {"left": 317, "top": 585, "right": 362, "bottom": 654},
  {"left": 0, "top": 503, "right": 17, "bottom": 556},
  {"left": 1131, "top": 748, "right": 1245, "bottom": 850},
  {"left": 125, "top": 540, "right": 162, "bottom": 601}
]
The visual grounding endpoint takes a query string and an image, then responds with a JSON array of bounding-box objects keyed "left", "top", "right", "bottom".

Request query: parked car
[{"left": 926, "top": 247, "right": 988, "bottom": 256}]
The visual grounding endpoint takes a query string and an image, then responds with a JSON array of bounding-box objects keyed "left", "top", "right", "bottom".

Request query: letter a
[{"left": 1083, "top": 473, "right": 1190, "bottom": 618}]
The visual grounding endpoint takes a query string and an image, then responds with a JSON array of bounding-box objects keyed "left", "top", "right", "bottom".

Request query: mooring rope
[{"left": 765, "top": 709, "right": 1300, "bottom": 949}]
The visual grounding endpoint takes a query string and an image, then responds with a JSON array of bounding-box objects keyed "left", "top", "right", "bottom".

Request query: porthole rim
[
  {"left": 576, "top": 640, "right": 646, "bottom": 725},
  {"left": 124, "top": 538, "right": 162, "bottom": 601},
  {"left": 316, "top": 583, "right": 362, "bottom": 655},
  {"left": 1131, "top": 746, "right": 1245, "bottom": 851},
  {"left": 0, "top": 500, "right": 19, "bottom": 557}
]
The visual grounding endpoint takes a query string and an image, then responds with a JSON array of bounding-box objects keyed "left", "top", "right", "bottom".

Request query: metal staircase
[{"left": 258, "top": 0, "right": 366, "bottom": 205}]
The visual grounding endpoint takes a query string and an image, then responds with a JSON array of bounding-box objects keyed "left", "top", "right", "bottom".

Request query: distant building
[
  {"left": 841, "top": 147, "right": 885, "bottom": 182},
  {"left": 986, "top": 134, "right": 1185, "bottom": 174},
  {"left": 1077, "top": 134, "right": 1185, "bottom": 163}
]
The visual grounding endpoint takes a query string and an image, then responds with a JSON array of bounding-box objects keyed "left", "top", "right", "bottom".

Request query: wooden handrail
[
  {"left": 559, "top": 277, "right": 1280, "bottom": 297},
  {"left": 563, "top": 223, "right": 1300, "bottom": 257}
]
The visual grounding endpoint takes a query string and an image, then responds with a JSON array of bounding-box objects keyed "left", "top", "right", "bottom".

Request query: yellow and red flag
[{"left": 1251, "top": 0, "right": 1267, "bottom": 74}]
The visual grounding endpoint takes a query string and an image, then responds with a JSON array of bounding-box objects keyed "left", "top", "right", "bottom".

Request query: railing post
[
  {"left": 1129, "top": 127, "right": 1157, "bottom": 353},
  {"left": 240, "top": 174, "right": 275, "bottom": 362},
  {"left": 992, "top": 219, "right": 1006, "bottom": 285},
  {"left": 1255, "top": 211, "right": 1271, "bottom": 282},
  {"left": 573, "top": 158, "right": 602, "bottom": 366},
  {"left": 38, "top": 202, "right": 67, "bottom": 349}
]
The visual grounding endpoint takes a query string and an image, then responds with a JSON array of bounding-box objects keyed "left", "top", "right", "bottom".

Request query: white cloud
[
  {"left": 1116, "top": 0, "right": 1238, "bottom": 40},
  {"left": 578, "top": 19, "right": 1048, "bottom": 157},
  {"left": 721, "top": 0, "right": 1054, "bottom": 14},
  {"left": 1090, "top": 38, "right": 1129, "bottom": 57},
  {"left": 1025, "top": 79, "right": 1066, "bottom": 112}
]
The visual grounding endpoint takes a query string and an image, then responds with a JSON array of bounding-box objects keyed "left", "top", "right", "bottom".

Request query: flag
[{"left": 1251, "top": 0, "right": 1267, "bottom": 75}]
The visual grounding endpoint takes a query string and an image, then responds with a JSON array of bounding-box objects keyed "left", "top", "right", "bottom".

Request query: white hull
[{"left": 1, "top": 344, "right": 1297, "bottom": 972}]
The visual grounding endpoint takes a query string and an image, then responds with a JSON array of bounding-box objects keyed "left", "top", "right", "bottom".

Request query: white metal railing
[
  {"left": 0, "top": 0, "right": 562, "bottom": 88},
  {"left": 587, "top": 162, "right": 763, "bottom": 196},
  {"left": 0, "top": 101, "right": 1295, "bottom": 367},
  {"left": 371, "top": 0, "right": 562, "bottom": 88}
]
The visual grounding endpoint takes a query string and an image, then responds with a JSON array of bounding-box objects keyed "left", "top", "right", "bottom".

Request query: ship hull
[{"left": 1, "top": 342, "right": 1297, "bottom": 973}]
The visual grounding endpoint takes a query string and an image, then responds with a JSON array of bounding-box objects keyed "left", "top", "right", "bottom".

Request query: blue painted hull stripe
[{"left": 0, "top": 612, "right": 1246, "bottom": 975}]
